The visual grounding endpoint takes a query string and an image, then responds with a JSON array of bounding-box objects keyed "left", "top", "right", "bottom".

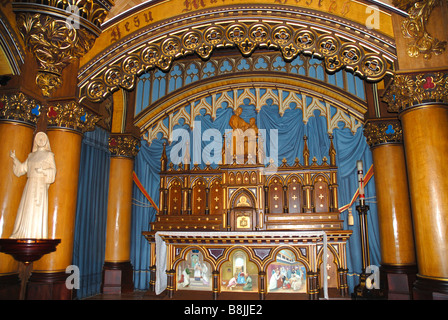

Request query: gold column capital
[
  {"left": 382, "top": 71, "right": 448, "bottom": 113},
  {"left": 108, "top": 133, "right": 141, "bottom": 159},
  {"left": 12, "top": 0, "right": 113, "bottom": 97},
  {"left": 0, "top": 91, "right": 40, "bottom": 125},
  {"left": 47, "top": 100, "right": 100, "bottom": 133},
  {"left": 393, "top": 0, "right": 447, "bottom": 59},
  {"left": 363, "top": 118, "right": 403, "bottom": 148}
]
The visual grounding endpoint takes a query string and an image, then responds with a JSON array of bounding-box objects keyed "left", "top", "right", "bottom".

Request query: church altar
[
  {"left": 143, "top": 230, "right": 352, "bottom": 300},
  {"left": 142, "top": 110, "right": 352, "bottom": 300}
]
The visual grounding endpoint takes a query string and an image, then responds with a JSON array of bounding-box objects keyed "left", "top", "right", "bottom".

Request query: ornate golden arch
[{"left": 77, "top": 2, "right": 400, "bottom": 103}]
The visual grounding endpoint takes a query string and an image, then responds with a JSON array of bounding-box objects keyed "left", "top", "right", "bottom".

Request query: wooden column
[
  {"left": 364, "top": 119, "right": 416, "bottom": 299},
  {"left": 337, "top": 268, "right": 348, "bottom": 297},
  {"left": 212, "top": 270, "right": 219, "bottom": 300},
  {"left": 27, "top": 101, "right": 99, "bottom": 300},
  {"left": 101, "top": 133, "right": 140, "bottom": 294},
  {"left": 258, "top": 271, "right": 266, "bottom": 300},
  {"left": 0, "top": 92, "right": 40, "bottom": 299},
  {"left": 401, "top": 104, "right": 448, "bottom": 299},
  {"left": 383, "top": 71, "right": 448, "bottom": 299}
]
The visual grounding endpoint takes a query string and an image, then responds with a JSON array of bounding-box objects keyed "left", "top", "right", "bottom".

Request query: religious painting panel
[
  {"left": 209, "top": 179, "right": 223, "bottom": 215},
  {"left": 220, "top": 249, "right": 258, "bottom": 292},
  {"left": 267, "top": 249, "right": 306, "bottom": 293},
  {"left": 168, "top": 179, "right": 182, "bottom": 215},
  {"left": 288, "top": 176, "right": 302, "bottom": 213},
  {"left": 177, "top": 249, "right": 212, "bottom": 291},
  {"left": 269, "top": 177, "right": 283, "bottom": 214},
  {"left": 192, "top": 178, "right": 206, "bottom": 215},
  {"left": 314, "top": 176, "right": 329, "bottom": 212}
]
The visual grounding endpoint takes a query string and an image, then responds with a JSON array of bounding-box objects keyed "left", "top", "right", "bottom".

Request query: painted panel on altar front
[
  {"left": 220, "top": 250, "right": 258, "bottom": 292},
  {"left": 267, "top": 249, "right": 306, "bottom": 293},
  {"left": 177, "top": 250, "right": 212, "bottom": 291}
]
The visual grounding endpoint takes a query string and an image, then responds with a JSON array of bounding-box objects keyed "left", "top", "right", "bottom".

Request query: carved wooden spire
[
  {"left": 161, "top": 142, "right": 167, "bottom": 171},
  {"left": 329, "top": 133, "right": 336, "bottom": 166},
  {"left": 303, "top": 135, "right": 310, "bottom": 167}
]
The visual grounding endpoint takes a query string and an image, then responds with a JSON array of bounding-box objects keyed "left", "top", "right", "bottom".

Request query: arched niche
[
  {"left": 268, "top": 175, "right": 284, "bottom": 214},
  {"left": 313, "top": 174, "right": 330, "bottom": 213},
  {"left": 191, "top": 178, "right": 207, "bottom": 215},
  {"left": 167, "top": 178, "right": 182, "bottom": 215},
  {"left": 287, "top": 175, "right": 303, "bottom": 214},
  {"left": 209, "top": 178, "right": 223, "bottom": 215}
]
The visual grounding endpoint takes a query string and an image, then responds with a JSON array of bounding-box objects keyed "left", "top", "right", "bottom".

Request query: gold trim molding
[
  {"left": 79, "top": 17, "right": 395, "bottom": 103},
  {"left": 393, "top": 0, "right": 447, "bottom": 59},
  {"left": 382, "top": 71, "right": 448, "bottom": 112},
  {"left": 0, "top": 92, "right": 40, "bottom": 125},
  {"left": 109, "top": 133, "right": 141, "bottom": 158},
  {"left": 47, "top": 100, "right": 100, "bottom": 132},
  {"left": 363, "top": 118, "right": 403, "bottom": 148}
]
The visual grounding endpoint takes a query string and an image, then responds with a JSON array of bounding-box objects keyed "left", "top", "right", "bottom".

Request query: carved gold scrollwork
[
  {"left": 162, "top": 37, "right": 182, "bottom": 58},
  {"left": 141, "top": 46, "right": 160, "bottom": 65},
  {"left": 47, "top": 101, "right": 100, "bottom": 132},
  {"left": 0, "top": 92, "right": 40, "bottom": 124},
  {"left": 363, "top": 119, "right": 403, "bottom": 148},
  {"left": 104, "top": 67, "right": 123, "bottom": 86},
  {"left": 362, "top": 55, "right": 385, "bottom": 78},
  {"left": 79, "top": 21, "right": 391, "bottom": 102},
  {"left": 13, "top": 0, "right": 113, "bottom": 97},
  {"left": 393, "top": 0, "right": 447, "bottom": 59},
  {"left": 295, "top": 29, "right": 316, "bottom": 51},
  {"left": 109, "top": 134, "right": 141, "bottom": 158},
  {"left": 249, "top": 24, "right": 269, "bottom": 45},
  {"left": 226, "top": 24, "right": 247, "bottom": 44},
  {"left": 15, "top": 12, "right": 96, "bottom": 97},
  {"left": 340, "top": 44, "right": 363, "bottom": 67},
  {"left": 272, "top": 25, "right": 293, "bottom": 46},
  {"left": 317, "top": 36, "right": 339, "bottom": 56},
  {"left": 382, "top": 72, "right": 448, "bottom": 112},
  {"left": 35, "top": 72, "right": 63, "bottom": 98},
  {"left": 204, "top": 26, "right": 225, "bottom": 45},
  {"left": 183, "top": 31, "right": 202, "bottom": 51}
]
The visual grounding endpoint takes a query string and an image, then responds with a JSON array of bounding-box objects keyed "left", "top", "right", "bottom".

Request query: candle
[
  {"left": 348, "top": 208, "right": 354, "bottom": 226},
  {"left": 357, "top": 160, "right": 365, "bottom": 205},
  {"left": 357, "top": 160, "right": 363, "bottom": 171}
]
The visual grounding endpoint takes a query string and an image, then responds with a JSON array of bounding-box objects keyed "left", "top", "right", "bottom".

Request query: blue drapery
[
  {"left": 72, "top": 127, "right": 110, "bottom": 299},
  {"left": 131, "top": 103, "right": 381, "bottom": 294}
]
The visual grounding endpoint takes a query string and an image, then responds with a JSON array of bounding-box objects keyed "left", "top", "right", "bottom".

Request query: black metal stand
[{"left": 352, "top": 204, "right": 385, "bottom": 300}]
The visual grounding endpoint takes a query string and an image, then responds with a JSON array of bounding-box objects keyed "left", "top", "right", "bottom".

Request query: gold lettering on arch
[{"left": 109, "top": 10, "right": 154, "bottom": 44}]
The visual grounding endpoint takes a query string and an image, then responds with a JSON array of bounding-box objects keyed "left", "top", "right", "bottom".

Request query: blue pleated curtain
[
  {"left": 72, "top": 127, "right": 110, "bottom": 299},
  {"left": 130, "top": 103, "right": 381, "bottom": 294}
]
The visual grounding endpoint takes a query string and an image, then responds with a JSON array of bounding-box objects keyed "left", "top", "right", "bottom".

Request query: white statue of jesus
[{"left": 9, "top": 132, "right": 56, "bottom": 239}]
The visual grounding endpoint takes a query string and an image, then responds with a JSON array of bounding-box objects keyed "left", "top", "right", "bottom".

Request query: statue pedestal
[{"left": 0, "top": 238, "right": 60, "bottom": 299}]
